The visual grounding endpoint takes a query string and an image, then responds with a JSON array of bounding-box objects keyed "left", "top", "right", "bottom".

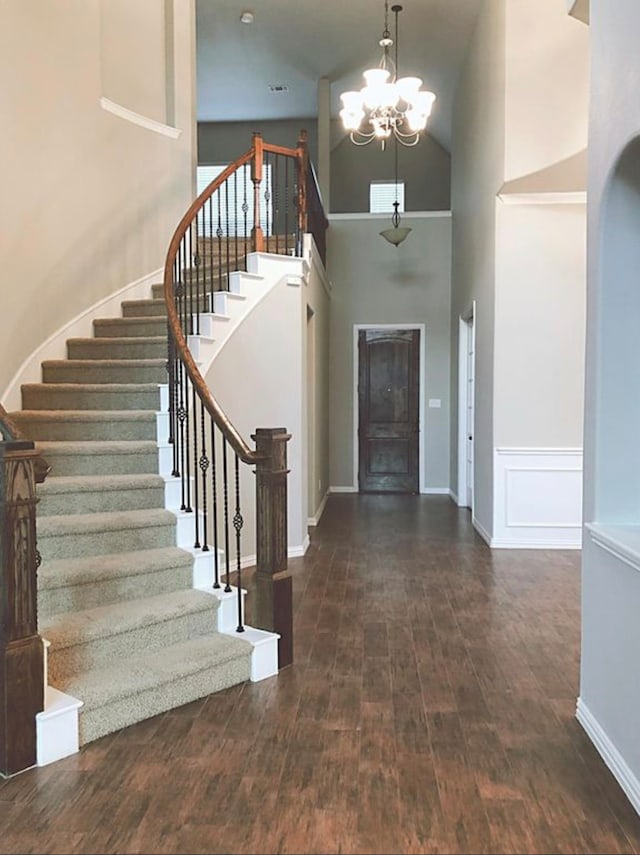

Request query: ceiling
[{"left": 195, "top": 0, "right": 483, "bottom": 152}]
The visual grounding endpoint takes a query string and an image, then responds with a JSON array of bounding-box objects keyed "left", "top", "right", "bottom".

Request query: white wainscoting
[{"left": 492, "top": 448, "right": 583, "bottom": 548}]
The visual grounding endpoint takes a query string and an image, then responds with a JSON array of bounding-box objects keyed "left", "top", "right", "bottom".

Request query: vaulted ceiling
[{"left": 196, "top": 0, "right": 483, "bottom": 152}]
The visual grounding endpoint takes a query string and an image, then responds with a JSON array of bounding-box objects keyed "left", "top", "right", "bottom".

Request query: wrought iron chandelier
[{"left": 339, "top": 1, "right": 436, "bottom": 149}]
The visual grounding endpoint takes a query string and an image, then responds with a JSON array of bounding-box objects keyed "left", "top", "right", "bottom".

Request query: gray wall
[
  {"left": 198, "top": 119, "right": 451, "bottom": 215},
  {"left": 580, "top": 0, "right": 640, "bottom": 802},
  {"left": 327, "top": 215, "right": 452, "bottom": 492},
  {"left": 198, "top": 118, "right": 318, "bottom": 166},
  {"left": 330, "top": 132, "right": 451, "bottom": 213},
  {"left": 449, "top": 0, "right": 505, "bottom": 533}
]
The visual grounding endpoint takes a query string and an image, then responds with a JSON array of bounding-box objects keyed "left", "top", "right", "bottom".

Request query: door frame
[
  {"left": 353, "top": 323, "right": 426, "bottom": 493},
  {"left": 457, "top": 302, "right": 476, "bottom": 510}
]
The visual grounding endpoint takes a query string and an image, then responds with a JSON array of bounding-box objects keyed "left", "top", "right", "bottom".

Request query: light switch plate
[{"left": 428, "top": 399, "right": 441, "bottom": 408}]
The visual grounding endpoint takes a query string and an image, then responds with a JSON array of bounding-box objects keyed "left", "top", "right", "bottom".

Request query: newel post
[
  {"left": 251, "top": 428, "right": 293, "bottom": 668},
  {"left": 296, "top": 129, "right": 309, "bottom": 248},
  {"left": 0, "top": 441, "right": 44, "bottom": 776},
  {"left": 251, "top": 132, "right": 265, "bottom": 253}
]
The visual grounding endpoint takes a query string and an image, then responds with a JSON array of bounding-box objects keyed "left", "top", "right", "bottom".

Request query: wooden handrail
[
  {"left": 162, "top": 134, "right": 312, "bottom": 465},
  {"left": 1, "top": 403, "right": 51, "bottom": 484}
]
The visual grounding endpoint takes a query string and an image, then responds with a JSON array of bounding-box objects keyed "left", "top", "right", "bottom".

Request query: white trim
[
  {"left": 99, "top": 97, "right": 182, "bottom": 139},
  {"left": 586, "top": 524, "right": 640, "bottom": 574},
  {"left": 289, "top": 534, "right": 310, "bottom": 558},
  {"left": 1, "top": 267, "right": 163, "bottom": 410},
  {"left": 329, "top": 211, "right": 451, "bottom": 221},
  {"left": 308, "top": 490, "right": 330, "bottom": 526},
  {"left": 330, "top": 486, "right": 358, "bottom": 493},
  {"left": 498, "top": 191, "right": 586, "bottom": 206},
  {"left": 493, "top": 447, "right": 583, "bottom": 549},
  {"left": 457, "top": 303, "right": 476, "bottom": 510},
  {"left": 472, "top": 516, "right": 492, "bottom": 546},
  {"left": 576, "top": 698, "right": 640, "bottom": 817},
  {"left": 421, "top": 487, "right": 450, "bottom": 495},
  {"left": 449, "top": 489, "right": 459, "bottom": 504},
  {"left": 304, "top": 233, "right": 332, "bottom": 299},
  {"left": 239, "top": 539, "right": 309, "bottom": 569},
  {"left": 496, "top": 446, "right": 584, "bottom": 456},
  {"left": 352, "top": 324, "right": 426, "bottom": 494}
]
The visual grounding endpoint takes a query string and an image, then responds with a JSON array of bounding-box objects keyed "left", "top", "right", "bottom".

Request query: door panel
[{"left": 358, "top": 329, "right": 420, "bottom": 493}]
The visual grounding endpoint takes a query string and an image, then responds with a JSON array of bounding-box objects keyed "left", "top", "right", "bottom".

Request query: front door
[{"left": 358, "top": 328, "right": 420, "bottom": 493}]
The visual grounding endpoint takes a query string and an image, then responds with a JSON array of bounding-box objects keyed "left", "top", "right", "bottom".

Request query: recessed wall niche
[{"left": 596, "top": 136, "right": 640, "bottom": 523}]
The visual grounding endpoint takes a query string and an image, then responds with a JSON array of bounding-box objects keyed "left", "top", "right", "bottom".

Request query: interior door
[
  {"left": 465, "top": 316, "right": 475, "bottom": 508},
  {"left": 358, "top": 328, "right": 420, "bottom": 493}
]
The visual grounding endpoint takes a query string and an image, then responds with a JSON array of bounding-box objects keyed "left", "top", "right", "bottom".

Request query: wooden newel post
[
  {"left": 251, "top": 132, "right": 265, "bottom": 253},
  {"left": 296, "top": 129, "right": 309, "bottom": 246},
  {"left": 0, "top": 441, "right": 44, "bottom": 776},
  {"left": 251, "top": 428, "right": 293, "bottom": 668}
]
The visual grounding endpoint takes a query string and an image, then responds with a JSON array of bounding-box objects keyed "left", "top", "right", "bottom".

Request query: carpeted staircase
[{"left": 10, "top": 279, "right": 254, "bottom": 747}]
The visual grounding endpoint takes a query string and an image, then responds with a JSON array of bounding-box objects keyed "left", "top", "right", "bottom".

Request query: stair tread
[
  {"left": 41, "top": 588, "right": 221, "bottom": 647},
  {"left": 23, "top": 382, "right": 164, "bottom": 392},
  {"left": 38, "top": 506, "right": 176, "bottom": 535},
  {"left": 54, "top": 631, "right": 251, "bottom": 711},
  {"left": 13, "top": 409, "right": 158, "bottom": 422},
  {"left": 94, "top": 316, "right": 166, "bottom": 324},
  {"left": 37, "top": 439, "right": 159, "bottom": 454},
  {"left": 38, "top": 472, "right": 164, "bottom": 494},
  {"left": 42, "top": 359, "right": 166, "bottom": 368},
  {"left": 38, "top": 545, "right": 194, "bottom": 590},
  {"left": 67, "top": 336, "right": 167, "bottom": 344}
]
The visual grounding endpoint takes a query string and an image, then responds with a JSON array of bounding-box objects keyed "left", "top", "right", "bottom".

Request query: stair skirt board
[{"left": 11, "top": 264, "right": 285, "bottom": 768}]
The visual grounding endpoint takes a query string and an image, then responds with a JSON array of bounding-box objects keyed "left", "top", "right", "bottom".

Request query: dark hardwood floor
[{"left": 2, "top": 494, "right": 640, "bottom": 854}]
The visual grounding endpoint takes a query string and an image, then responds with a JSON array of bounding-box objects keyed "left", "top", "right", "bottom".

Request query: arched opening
[{"left": 595, "top": 136, "right": 640, "bottom": 523}]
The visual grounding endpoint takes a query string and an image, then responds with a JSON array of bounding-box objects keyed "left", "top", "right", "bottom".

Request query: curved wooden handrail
[
  {"left": 163, "top": 147, "right": 265, "bottom": 465},
  {"left": 163, "top": 133, "right": 320, "bottom": 468}
]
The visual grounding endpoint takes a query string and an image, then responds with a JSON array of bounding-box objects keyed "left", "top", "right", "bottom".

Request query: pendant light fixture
[{"left": 379, "top": 137, "right": 411, "bottom": 246}]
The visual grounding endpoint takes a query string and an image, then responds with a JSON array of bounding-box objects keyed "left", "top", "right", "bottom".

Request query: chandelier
[{"left": 339, "top": 2, "right": 436, "bottom": 148}]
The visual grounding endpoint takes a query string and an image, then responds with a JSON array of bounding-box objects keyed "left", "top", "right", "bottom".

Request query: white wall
[
  {"left": 451, "top": 0, "right": 588, "bottom": 545},
  {"left": 450, "top": 0, "right": 506, "bottom": 536},
  {"left": 327, "top": 214, "right": 452, "bottom": 493},
  {"left": 579, "top": 0, "right": 640, "bottom": 815},
  {"left": 0, "top": 0, "right": 196, "bottom": 404},
  {"left": 504, "top": 0, "right": 590, "bottom": 182},
  {"left": 210, "top": 239, "right": 330, "bottom": 556},
  {"left": 494, "top": 201, "right": 586, "bottom": 448}
]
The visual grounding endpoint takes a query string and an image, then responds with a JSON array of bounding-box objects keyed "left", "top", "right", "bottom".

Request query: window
[
  {"left": 196, "top": 164, "right": 272, "bottom": 236},
  {"left": 370, "top": 181, "right": 405, "bottom": 213}
]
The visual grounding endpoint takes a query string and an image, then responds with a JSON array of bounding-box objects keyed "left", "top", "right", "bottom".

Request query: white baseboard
[
  {"left": 36, "top": 687, "right": 83, "bottom": 767},
  {"left": 421, "top": 487, "right": 450, "bottom": 495},
  {"left": 308, "top": 490, "right": 329, "bottom": 526},
  {"left": 493, "top": 447, "right": 583, "bottom": 549},
  {"left": 2, "top": 267, "right": 163, "bottom": 410},
  {"left": 449, "top": 489, "right": 459, "bottom": 504},
  {"left": 472, "top": 516, "right": 492, "bottom": 546},
  {"left": 576, "top": 697, "right": 640, "bottom": 817},
  {"left": 330, "top": 485, "right": 358, "bottom": 493},
  {"left": 239, "top": 538, "right": 310, "bottom": 570}
]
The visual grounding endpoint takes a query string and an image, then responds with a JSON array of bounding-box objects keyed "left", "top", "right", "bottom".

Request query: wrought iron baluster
[
  {"left": 191, "top": 381, "right": 200, "bottom": 547},
  {"left": 234, "top": 452, "right": 244, "bottom": 632},
  {"left": 211, "top": 421, "right": 220, "bottom": 588},
  {"left": 223, "top": 436, "right": 231, "bottom": 593},
  {"left": 199, "top": 399, "right": 209, "bottom": 552}
]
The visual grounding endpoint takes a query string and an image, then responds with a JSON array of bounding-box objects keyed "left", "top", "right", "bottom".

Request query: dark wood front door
[{"left": 358, "top": 328, "right": 420, "bottom": 493}]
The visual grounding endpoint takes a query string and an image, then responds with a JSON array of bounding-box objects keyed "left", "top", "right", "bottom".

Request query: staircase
[{"left": 9, "top": 278, "right": 258, "bottom": 751}]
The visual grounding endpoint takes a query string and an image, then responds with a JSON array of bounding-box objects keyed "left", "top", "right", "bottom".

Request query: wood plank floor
[{"left": 2, "top": 493, "right": 640, "bottom": 854}]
